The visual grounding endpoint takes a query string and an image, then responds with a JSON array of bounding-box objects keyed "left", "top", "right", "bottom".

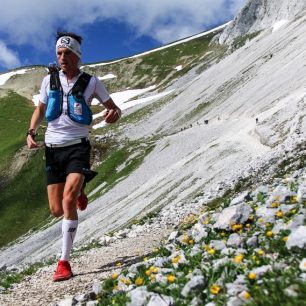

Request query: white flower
[{"left": 299, "top": 258, "right": 306, "bottom": 272}]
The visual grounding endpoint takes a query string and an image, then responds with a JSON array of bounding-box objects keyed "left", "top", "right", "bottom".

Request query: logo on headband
[{"left": 61, "top": 37, "right": 71, "bottom": 44}]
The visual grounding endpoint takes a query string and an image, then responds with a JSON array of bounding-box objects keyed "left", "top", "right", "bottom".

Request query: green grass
[
  {"left": 232, "top": 31, "right": 262, "bottom": 50},
  {"left": 0, "top": 92, "right": 34, "bottom": 173},
  {"left": 246, "top": 269, "right": 306, "bottom": 306},
  {"left": 0, "top": 92, "right": 50, "bottom": 247},
  {"left": 82, "top": 29, "right": 226, "bottom": 94},
  {"left": 0, "top": 149, "right": 49, "bottom": 247},
  {"left": 0, "top": 257, "right": 56, "bottom": 290}
]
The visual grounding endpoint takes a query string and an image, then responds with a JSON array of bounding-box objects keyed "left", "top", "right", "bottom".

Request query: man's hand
[
  {"left": 103, "top": 108, "right": 121, "bottom": 123},
  {"left": 26, "top": 129, "right": 39, "bottom": 149}
]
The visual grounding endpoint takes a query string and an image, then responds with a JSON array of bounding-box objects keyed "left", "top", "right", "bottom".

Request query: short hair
[{"left": 55, "top": 31, "right": 83, "bottom": 44}]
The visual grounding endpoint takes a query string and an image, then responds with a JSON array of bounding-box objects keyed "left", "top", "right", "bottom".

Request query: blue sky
[{"left": 0, "top": 0, "right": 247, "bottom": 73}]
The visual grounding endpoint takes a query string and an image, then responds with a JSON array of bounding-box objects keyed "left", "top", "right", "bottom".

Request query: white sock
[{"left": 60, "top": 219, "right": 78, "bottom": 261}]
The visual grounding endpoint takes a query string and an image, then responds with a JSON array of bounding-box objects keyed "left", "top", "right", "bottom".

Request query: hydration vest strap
[
  {"left": 49, "top": 71, "right": 91, "bottom": 94},
  {"left": 49, "top": 70, "right": 61, "bottom": 91},
  {"left": 70, "top": 72, "right": 91, "bottom": 96}
]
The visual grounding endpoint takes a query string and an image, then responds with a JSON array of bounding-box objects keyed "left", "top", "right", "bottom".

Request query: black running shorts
[{"left": 45, "top": 141, "right": 97, "bottom": 185}]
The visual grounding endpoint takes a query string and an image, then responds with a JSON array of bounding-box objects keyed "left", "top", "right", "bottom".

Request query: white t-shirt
[{"left": 40, "top": 70, "right": 110, "bottom": 144}]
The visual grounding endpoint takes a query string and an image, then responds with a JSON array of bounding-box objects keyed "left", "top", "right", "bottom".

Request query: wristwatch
[{"left": 26, "top": 128, "right": 37, "bottom": 139}]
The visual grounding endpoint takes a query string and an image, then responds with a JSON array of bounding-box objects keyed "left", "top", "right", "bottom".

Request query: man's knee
[
  {"left": 63, "top": 191, "right": 78, "bottom": 207},
  {"left": 50, "top": 206, "right": 63, "bottom": 217}
]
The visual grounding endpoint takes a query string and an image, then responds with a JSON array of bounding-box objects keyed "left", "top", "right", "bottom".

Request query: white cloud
[
  {"left": 0, "top": 41, "right": 21, "bottom": 69},
  {"left": 0, "top": 0, "right": 247, "bottom": 47},
  {"left": 0, "top": 0, "right": 247, "bottom": 70}
]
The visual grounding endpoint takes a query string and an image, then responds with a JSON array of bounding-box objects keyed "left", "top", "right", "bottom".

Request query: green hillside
[{"left": 0, "top": 92, "right": 49, "bottom": 247}]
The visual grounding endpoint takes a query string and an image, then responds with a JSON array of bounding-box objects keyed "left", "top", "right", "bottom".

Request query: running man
[{"left": 26, "top": 31, "right": 121, "bottom": 281}]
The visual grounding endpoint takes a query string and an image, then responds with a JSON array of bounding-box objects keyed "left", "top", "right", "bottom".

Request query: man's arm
[
  {"left": 27, "top": 102, "right": 46, "bottom": 149},
  {"left": 102, "top": 98, "right": 121, "bottom": 124}
]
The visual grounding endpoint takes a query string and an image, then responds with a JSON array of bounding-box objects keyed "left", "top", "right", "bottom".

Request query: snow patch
[
  {"left": 272, "top": 20, "right": 288, "bottom": 32},
  {"left": 0, "top": 69, "right": 31, "bottom": 86},
  {"left": 98, "top": 74, "right": 117, "bottom": 80}
]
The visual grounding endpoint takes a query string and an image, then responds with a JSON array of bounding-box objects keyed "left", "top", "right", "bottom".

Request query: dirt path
[{"left": 0, "top": 229, "right": 171, "bottom": 306}]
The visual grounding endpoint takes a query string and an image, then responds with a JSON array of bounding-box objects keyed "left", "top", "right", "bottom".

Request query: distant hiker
[
  {"left": 26, "top": 31, "right": 121, "bottom": 282},
  {"left": 204, "top": 119, "right": 209, "bottom": 124},
  {"left": 256, "top": 117, "right": 259, "bottom": 124}
]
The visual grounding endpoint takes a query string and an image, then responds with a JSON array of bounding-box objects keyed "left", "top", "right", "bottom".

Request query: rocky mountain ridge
[{"left": 219, "top": 0, "right": 306, "bottom": 44}]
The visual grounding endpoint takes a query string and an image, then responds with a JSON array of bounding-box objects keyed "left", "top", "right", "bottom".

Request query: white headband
[{"left": 56, "top": 36, "right": 81, "bottom": 58}]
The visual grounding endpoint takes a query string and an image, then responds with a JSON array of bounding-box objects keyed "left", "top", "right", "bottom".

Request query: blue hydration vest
[{"left": 45, "top": 71, "right": 93, "bottom": 125}]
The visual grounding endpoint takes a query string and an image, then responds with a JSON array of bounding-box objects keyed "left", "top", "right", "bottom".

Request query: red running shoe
[
  {"left": 53, "top": 260, "right": 72, "bottom": 281},
  {"left": 77, "top": 188, "right": 88, "bottom": 211}
]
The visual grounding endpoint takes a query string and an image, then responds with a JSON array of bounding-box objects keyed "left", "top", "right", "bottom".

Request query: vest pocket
[
  {"left": 67, "top": 95, "right": 92, "bottom": 125},
  {"left": 46, "top": 90, "right": 62, "bottom": 122}
]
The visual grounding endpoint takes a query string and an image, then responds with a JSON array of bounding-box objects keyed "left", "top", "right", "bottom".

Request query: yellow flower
[
  {"left": 150, "top": 266, "right": 159, "bottom": 274},
  {"left": 291, "top": 196, "right": 298, "bottom": 204},
  {"left": 243, "top": 291, "right": 252, "bottom": 299},
  {"left": 143, "top": 257, "right": 148, "bottom": 262},
  {"left": 208, "top": 248, "right": 216, "bottom": 255},
  {"left": 171, "top": 255, "right": 181, "bottom": 264},
  {"left": 124, "top": 278, "right": 131, "bottom": 285},
  {"left": 273, "top": 195, "right": 280, "bottom": 201},
  {"left": 150, "top": 275, "right": 156, "bottom": 282},
  {"left": 220, "top": 231, "right": 226, "bottom": 237},
  {"left": 111, "top": 273, "right": 119, "bottom": 279},
  {"left": 189, "top": 239, "right": 195, "bottom": 245},
  {"left": 116, "top": 262, "right": 122, "bottom": 267},
  {"left": 231, "top": 224, "right": 243, "bottom": 231},
  {"left": 248, "top": 215, "right": 254, "bottom": 221},
  {"left": 210, "top": 284, "right": 221, "bottom": 295},
  {"left": 276, "top": 211, "right": 283, "bottom": 218},
  {"left": 234, "top": 254, "right": 244, "bottom": 263},
  {"left": 167, "top": 275, "right": 176, "bottom": 283},
  {"left": 182, "top": 234, "right": 189, "bottom": 244},
  {"left": 266, "top": 231, "right": 273, "bottom": 237},
  {"left": 257, "top": 249, "right": 265, "bottom": 256},
  {"left": 271, "top": 201, "right": 279, "bottom": 208},
  {"left": 245, "top": 223, "right": 251, "bottom": 228},
  {"left": 248, "top": 272, "right": 257, "bottom": 280},
  {"left": 258, "top": 218, "right": 264, "bottom": 223},
  {"left": 283, "top": 236, "right": 288, "bottom": 242},
  {"left": 145, "top": 269, "right": 151, "bottom": 276},
  {"left": 113, "top": 285, "right": 119, "bottom": 291},
  {"left": 135, "top": 277, "right": 144, "bottom": 286},
  {"left": 203, "top": 244, "right": 210, "bottom": 250}
]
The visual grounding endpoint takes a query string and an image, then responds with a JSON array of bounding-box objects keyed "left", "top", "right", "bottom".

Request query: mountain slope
[
  {"left": 0, "top": 6, "right": 305, "bottom": 270},
  {"left": 0, "top": 0, "right": 306, "bottom": 270},
  {"left": 0, "top": 1, "right": 306, "bottom": 305}
]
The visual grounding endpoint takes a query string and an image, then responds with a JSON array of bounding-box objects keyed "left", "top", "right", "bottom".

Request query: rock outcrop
[{"left": 219, "top": 0, "right": 306, "bottom": 44}]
